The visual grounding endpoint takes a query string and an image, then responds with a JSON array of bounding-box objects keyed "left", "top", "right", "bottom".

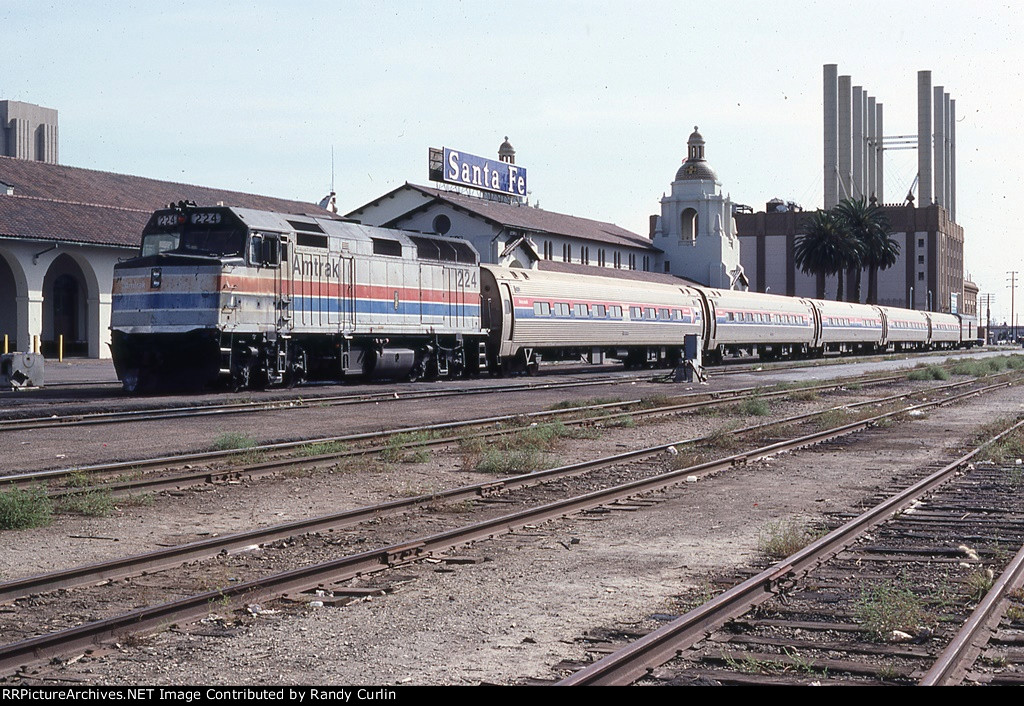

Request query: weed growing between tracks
[
  {"left": 58, "top": 488, "right": 114, "bottom": 517},
  {"left": 731, "top": 397, "right": 771, "bottom": 416},
  {"left": 949, "top": 354, "right": 1024, "bottom": 377},
  {"left": 907, "top": 365, "right": 951, "bottom": 381},
  {"left": 461, "top": 421, "right": 601, "bottom": 474},
  {"left": 548, "top": 396, "right": 625, "bottom": 411},
  {"left": 212, "top": 432, "right": 258, "bottom": 451},
  {"left": 963, "top": 567, "right": 996, "bottom": 602},
  {"left": 0, "top": 484, "right": 52, "bottom": 530},
  {"left": 854, "top": 577, "right": 934, "bottom": 641},
  {"left": 756, "top": 518, "right": 824, "bottom": 560}
]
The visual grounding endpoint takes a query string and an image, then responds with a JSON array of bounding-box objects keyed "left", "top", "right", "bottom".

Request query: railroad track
[
  {"left": 556, "top": 418, "right": 1024, "bottom": 685},
  {"left": 1, "top": 347, "right": 1001, "bottom": 430},
  {"left": 0, "top": 373, "right": 1015, "bottom": 679},
  {"left": 0, "top": 370, "right": 970, "bottom": 494}
]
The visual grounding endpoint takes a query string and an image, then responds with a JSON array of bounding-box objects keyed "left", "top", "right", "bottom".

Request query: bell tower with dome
[{"left": 652, "top": 127, "right": 746, "bottom": 290}]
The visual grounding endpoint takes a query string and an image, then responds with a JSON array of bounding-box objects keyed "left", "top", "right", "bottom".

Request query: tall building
[
  {"left": 1, "top": 101, "right": 58, "bottom": 164},
  {"left": 649, "top": 127, "right": 747, "bottom": 289},
  {"left": 735, "top": 65, "right": 965, "bottom": 314}
]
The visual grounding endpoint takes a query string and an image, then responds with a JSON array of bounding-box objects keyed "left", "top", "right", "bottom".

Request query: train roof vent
[{"left": 287, "top": 219, "right": 325, "bottom": 233}]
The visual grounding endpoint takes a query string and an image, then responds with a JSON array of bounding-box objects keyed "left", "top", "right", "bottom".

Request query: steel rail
[
  {"left": 920, "top": 539, "right": 1024, "bottom": 685},
  {"left": 39, "top": 371, "right": 983, "bottom": 499},
  {"left": 0, "top": 372, "right": 942, "bottom": 603},
  {"left": 0, "top": 379, "right": 1013, "bottom": 676},
  {"left": 557, "top": 416, "right": 1024, "bottom": 686},
  {"left": 0, "top": 369, "right": 912, "bottom": 488},
  {"left": 0, "top": 372, "right": 655, "bottom": 432}
]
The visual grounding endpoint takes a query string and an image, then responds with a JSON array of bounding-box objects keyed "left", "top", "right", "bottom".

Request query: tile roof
[
  {"left": 0, "top": 156, "right": 325, "bottom": 248},
  {"left": 537, "top": 259, "right": 700, "bottom": 286},
  {"left": 378, "top": 183, "right": 658, "bottom": 252}
]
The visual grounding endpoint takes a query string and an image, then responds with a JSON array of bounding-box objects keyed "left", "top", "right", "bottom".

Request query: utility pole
[
  {"left": 981, "top": 292, "right": 993, "bottom": 343},
  {"left": 1009, "top": 272, "right": 1019, "bottom": 343}
]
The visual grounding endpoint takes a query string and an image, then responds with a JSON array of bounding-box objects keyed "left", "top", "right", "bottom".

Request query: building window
[
  {"left": 543, "top": 241, "right": 553, "bottom": 259},
  {"left": 582, "top": 246, "right": 589, "bottom": 265},
  {"left": 431, "top": 214, "right": 452, "bottom": 235},
  {"left": 628, "top": 253, "right": 636, "bottom": 270},
  {"left": 918, "top": 238, "right": 924, "bottom": 247},
  {"left": 563, "top": 243, "right": 571, "bottom": 262},
  {"left": 918, "top": 255, "right": 924, "bottom": 264},
  {"left": 918, "top": 271, "right": 925, "bottom": 281},
  {"left": 614, "top": 252, "right": 621, "bottom": 268},
  {"left": 598, "top": 249, "right": 605, "bottom": 267},
  {"left": 664, "top": 261, "right": 671, "bottom": 273},
  {"left": 643, "top": 256, "right": 650, "bottom": 271}
]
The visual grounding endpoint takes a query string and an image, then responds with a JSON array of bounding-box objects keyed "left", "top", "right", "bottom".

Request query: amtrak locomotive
[{"left": 110, "top": 203, "right": 975, "bottom": 392}]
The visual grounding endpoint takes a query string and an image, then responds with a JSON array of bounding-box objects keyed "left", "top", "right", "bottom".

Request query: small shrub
[
  {"left": 734, "top": 398, "right": 770, "bottom": 416},
  {"left": 0, "top": 484, "right": 53, "bottom": 530},
  {"left": 964, "top": 567, "right": 995, "bottom": 602},
  {"left": 296, "top": 440, "right": 349, "bottom": 457},
  {"left": 476, "top": 447, "right": 545, "bottom": 474},
  {"left": 757, "top": 518, "right": 820, "bottom": 560},
  {"left": 855, "top": 579, "right": 932, "bottom": 640},
  {"left": 548, "top": 396, "right": 623, "bottom": 411},
  {"left": 907, "top": 365, "right": 949, "bottom": 381},
  {"left": 816, "top": 408, "right": 854, "bottom": 430},
  {"left": 212, "top": 432, "right": 258, "bottom": 451},
  {"left": 58, "top": 489, "right": 114, "bottom": 517}
]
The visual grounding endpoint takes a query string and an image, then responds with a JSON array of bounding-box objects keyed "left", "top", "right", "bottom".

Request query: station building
[
  {"left": 0, "top": 102, "right": 324, "bottom": 358},
  {"left": 1, "top": 103, "right": 748, "bottom": 361},
  {"left": 347, "top": 132, "right": 746, "bottom": 290}
]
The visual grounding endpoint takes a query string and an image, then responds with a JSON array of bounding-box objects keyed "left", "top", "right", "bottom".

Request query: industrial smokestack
[
  {"left": 934, "top": 85, "right": 946, "bottom": 210},
  {"left": 823, "top": 64, "right": 839, "bottom": 208},
  {"left": 852, "top": 86, "right": 864, "bottom": 199},
  {"left": 875, "top": 102, "right": 884, "bottom": 203},
  {"left": 838, "top": 75, "right": 852, "bottom": 200},
  {"left": 867, "top": 96, "right": 876, "bottom": 200},
  {"left": 918, "top": 70, "right": 933, "bottom": 205},
  {"left": 950, "top": 98, "right": 956, "bottom": 221}
]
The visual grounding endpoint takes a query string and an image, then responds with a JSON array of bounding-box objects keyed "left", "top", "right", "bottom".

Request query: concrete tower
[
  {"left": 653, "top": 127, "right": 746, "bottom": 289},
  {"left": 0, "top": 101, "right": 58, "bottom": 164}
]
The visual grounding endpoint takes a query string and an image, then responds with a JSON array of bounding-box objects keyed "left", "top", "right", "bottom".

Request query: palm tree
[
  {"left": 834, "top": 197, "right": 899, "bottom": 305},
  {"left": 794, "top": 209, "right": 861, "bottom": 300}
]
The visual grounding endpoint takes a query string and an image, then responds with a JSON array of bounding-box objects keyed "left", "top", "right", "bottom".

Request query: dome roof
[
  {"left": 498, "top": 136, "right": 515, "bottom": 158},
  {"left": 675, "top": 161, "right": 718, "bottom": 181},
  {"left": 674, "top": 125, "right": 717, "bottom": 182}
]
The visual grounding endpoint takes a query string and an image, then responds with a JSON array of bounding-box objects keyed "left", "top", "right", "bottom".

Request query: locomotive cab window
[
  {"left": 141, "top": 208, "right": 247, "bottom": 258},
  {"left": 249, "top": 233, "right": 281, "bottom": 267}
]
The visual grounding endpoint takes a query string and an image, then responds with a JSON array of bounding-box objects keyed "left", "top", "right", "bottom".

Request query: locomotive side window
[
  {"left": 372, "top": 238, "right": 403, "bottom": 257},
  {"left": 610, "top": 305, "right": 622, "bottom": 318},
  {"left": 574, "top": 303, "right": 589, "bottom": 317},
  {"left": 593, "top": 304, "right": 607, "bottom": 318},
  {"left": 533, "top": 302, "right": 551, "bottom": 316}
]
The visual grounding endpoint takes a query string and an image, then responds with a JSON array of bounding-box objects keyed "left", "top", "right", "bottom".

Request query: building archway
[
  {"left": 681, "top": 208, "right": 698, "bottom": 241},
  {"left": 0, "top": 250, "right": 21, "bottom": 352},
  {"left": 42, "top": 254, "right": 90, "bottom": 356}
]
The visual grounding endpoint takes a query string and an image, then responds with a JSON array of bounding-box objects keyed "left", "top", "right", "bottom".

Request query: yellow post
[
  {"left": 33, "top": 335, "right": 39, "bottom": 354},
  {"left": 2, "top": 334, "right": 7, "bottom": 354},
  {"left": 59, "top": 334, "right": 64, "bottom": 362}
]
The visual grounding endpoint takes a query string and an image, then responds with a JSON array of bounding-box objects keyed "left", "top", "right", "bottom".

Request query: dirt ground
[{"left": 4, "top": 358, "right": 1024, "bottom": 685}]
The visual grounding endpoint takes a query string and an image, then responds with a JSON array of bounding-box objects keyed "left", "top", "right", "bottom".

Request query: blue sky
[{"left": 4, "top": 1, "right": 1023, "bottom": 320}]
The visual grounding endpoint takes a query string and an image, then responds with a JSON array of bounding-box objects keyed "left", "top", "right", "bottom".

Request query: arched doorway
[
  {"left": 0, "top": 253, "right": 17, "bottom": 352},
  {"left": 42, "top": 254, "right": 88, "bottom": 357}
]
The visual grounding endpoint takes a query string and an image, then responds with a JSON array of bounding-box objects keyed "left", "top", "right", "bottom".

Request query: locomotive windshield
[{"left": 140, "top": 208, "right": 248, "bottom": 258}]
